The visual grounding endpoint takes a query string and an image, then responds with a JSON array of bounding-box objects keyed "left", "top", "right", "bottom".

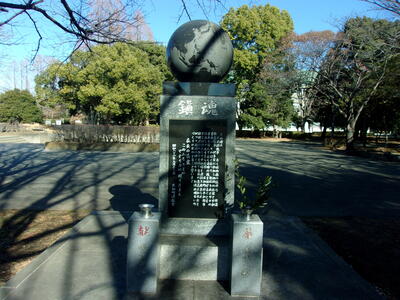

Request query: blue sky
[
  {"left": 0, "top": 0, "right": 388, "bottom": 91},
  {"left": 144, "top": 0, "right": 383, "bottom": 43}
]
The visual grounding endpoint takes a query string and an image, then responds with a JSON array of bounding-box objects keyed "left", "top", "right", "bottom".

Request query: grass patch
[
  {"left": 0, "top": 209, "right": 90, "bottom": 285},
  {"left": 301, "top": 217, "right": 400, "bottom": 299}
]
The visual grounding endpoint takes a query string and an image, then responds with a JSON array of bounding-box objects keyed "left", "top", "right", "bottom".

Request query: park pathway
[
  {"left": 0, "top": 140, "right": 393, "bottom": 300},
  {"left": 0, "top": 140, "right": 399, "bottom": 217}
]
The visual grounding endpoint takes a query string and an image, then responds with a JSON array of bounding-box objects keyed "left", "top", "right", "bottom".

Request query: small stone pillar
[
  {"left": 230, "top": 214, "right": 264, "bottom": 297},
  {"left": 127, "top": 204, "right": 160, "bottom": 294}
]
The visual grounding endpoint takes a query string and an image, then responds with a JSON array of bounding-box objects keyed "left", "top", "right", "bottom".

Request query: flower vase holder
[{"left": 230, "top": 213, "right": 264, "bottom": 297}]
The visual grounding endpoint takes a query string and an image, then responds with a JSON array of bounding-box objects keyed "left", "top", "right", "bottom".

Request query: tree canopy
[
  {"left": 35, "top": 42, "right": 171, "bottom": 125},
  {"left": 312, "top": 17, "right": 400, "bottom": 149},
  {"left": 0, "top": 89, "right": 42, "bottom": 123},
  {"left": 290, "top": 30, "right": 337, "bottom": 132},
  {"left": 220, "top": 4, "right": 294, "bottom": 131},
  {"left": 221, "top": 4, "right": 294, "bottom": 86}
]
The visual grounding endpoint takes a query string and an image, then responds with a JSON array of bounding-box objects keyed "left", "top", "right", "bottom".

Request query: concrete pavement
[
  {"left": 0, "top": 212, "right": 383, "bottom": 300},
  {"left": 1, "top": 141, "right": 399, "bottom": 217},
  {"left": 236, "top": 140, "right": 400, "bottom": 217},
  {"left": 0, "top": 140, "right": 398, "bottom": 299}
]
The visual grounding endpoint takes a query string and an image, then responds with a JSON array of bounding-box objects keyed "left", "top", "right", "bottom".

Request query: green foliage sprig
[{"left": 234, "top": 159, "right": 274, "bottom": 212}]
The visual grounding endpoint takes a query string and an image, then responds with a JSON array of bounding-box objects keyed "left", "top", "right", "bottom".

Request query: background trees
[
  {"left": 0, "top": 89, "right": 42, "bottom": 123},
  {"left": 312, "top": 17, "right": 400, "bottom": 149},
  {"left": 290, "top": 30, "right": 337, "bottom": 132},
  {"left": 35, "top": 42, "right": 171, "bottom": 125},
  {"left": 361, "top": 52, "right": 400, "bottom": 139},
  {"left": 220, "top": 4, "right": 294, "bottom": 131}
]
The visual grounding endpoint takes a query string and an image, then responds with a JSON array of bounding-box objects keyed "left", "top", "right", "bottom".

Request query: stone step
[{"left": 159, "top": 234, "right": 230, "bottom": 280}]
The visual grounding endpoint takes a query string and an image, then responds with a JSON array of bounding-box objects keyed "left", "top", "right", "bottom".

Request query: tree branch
[
  {"left": 0, "top": 9, "right": 25, "bottom": 26},
  {"left": 0, "top": 0, "right": 43, "bottom": 11},
  {"left": 60, "top": 0, "right": 88, "bottom": 35},
  {"left": 25, "top": 11, "right": 42, "bottom": 63},
  {"left": 180, "top": 0, "right": 192, "bottom": 21},
  {"left": 360, "top": 0, "right": 400, "bottom": 17}
]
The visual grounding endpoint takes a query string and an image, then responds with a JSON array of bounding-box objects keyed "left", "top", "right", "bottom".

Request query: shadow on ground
[{"left": 0, "top": 140, "right": 398, "bottom": 299}]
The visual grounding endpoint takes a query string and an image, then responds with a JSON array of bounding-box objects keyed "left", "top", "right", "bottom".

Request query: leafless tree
[
  {"left": 0, "top": 0, "right": 229, "bottom": 59},
  {"left": 291, "top": 31, "right": 338, "bottom": 132},
  {"left": 360, "top": 0, "right": 400, "bottom": 17},
  {"left": 0, "top": 0, "right": 151, "bottom": 59},
  {"left": 312, "top": 18, "right": 399, "bottom": 150}
]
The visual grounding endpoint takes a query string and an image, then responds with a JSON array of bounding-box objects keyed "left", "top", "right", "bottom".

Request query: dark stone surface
[
  {"left": 168, "top": 120, "right": 227, "bottom": 218},
  {"left": 163, "top": 82, "right": 236, "bottom": 97},
  {"left": 166, "top": 20, "right": 233, "bottom": 83}
]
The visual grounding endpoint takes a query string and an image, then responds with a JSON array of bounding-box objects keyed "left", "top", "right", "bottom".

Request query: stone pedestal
[
  {"left": 230, "top": 214, "right": 264, "bottom": 297},
  {"left": 126, "top": 210, "right": 161, "bottom": 294}
]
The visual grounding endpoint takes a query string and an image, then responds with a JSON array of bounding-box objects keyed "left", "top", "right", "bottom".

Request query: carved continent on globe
[{"left": 166, "top": 20, "right": 233, "bottom": 83}]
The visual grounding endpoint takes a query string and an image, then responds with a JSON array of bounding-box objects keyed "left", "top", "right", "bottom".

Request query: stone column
[
  {"left": 126, "top": 205, "right": 160, "bottom": 294},
  {"left": 230, "top": 214, "right": 264, "bottom": 297}
]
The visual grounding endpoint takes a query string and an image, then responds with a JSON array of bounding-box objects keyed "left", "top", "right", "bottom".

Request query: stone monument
[
  {"left": 128, "top": 20, "right": 263, "bottom": 297},
  {"left": 159, "top": 20, "right": 236, "bottom": 219}
]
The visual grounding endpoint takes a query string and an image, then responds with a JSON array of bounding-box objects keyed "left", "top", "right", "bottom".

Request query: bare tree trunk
[
  {"left": 330, "top": 103, "right": 335, "bottom": 141},
  {"left": 346, "top": 117, "right": 357, "bottom": 151},
  {"left": 360, "top": 117, "right": 368, "bottom": 147},
  {"left": 301, "top": 120, "right": 306, "bottom": 133},
  {"left": 321, "top": 124, "right": 327, "bottom": 141}
]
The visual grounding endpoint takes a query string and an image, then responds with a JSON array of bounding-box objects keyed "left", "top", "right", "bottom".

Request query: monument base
[
  {"left": 159, "top": 234, "right": 230, "bottom": 280},
  {"left": 159, "top": 217, "right": 231, "bottom": 280},
  {"left": 161, "top": 217, "right": 230, "bottom": 236}
]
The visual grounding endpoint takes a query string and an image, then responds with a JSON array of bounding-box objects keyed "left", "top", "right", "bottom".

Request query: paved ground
[
  {"left": 1, "top": 140, "right": 399, "bottom": 217},
  {"left": 0, "top": 140, "right": 398, "bottom": 299},
  {"left": 0, "top": 212, "right": 383, "bottom": 300}
]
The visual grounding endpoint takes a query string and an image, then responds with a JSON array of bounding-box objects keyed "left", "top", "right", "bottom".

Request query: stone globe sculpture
[{"left": 166, "top": 20, "right": 233, "bottom": 83}]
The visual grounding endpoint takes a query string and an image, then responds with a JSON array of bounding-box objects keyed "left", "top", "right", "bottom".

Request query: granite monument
[{"left": 159, "top": 20, "right": 236, "bottom": 219}]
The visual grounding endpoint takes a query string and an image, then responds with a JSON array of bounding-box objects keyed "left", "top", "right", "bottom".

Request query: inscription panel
[{"left": 168, "top": 119, "right": 226, "bottom": 218}]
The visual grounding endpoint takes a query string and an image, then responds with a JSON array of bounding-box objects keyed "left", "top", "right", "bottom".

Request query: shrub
[
  {"left": 0, "top": 89, "right": 43, "bottom": 123},
  {"left": 52, "top": 125, "right": 160, "bottom": 143}
]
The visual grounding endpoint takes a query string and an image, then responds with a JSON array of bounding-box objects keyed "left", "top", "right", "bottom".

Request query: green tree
[
  {"left": 220, "top": 4, "right": 294, "bottom": 130},
  {"left": 0, "top": 89, "right": 43, "bottom": 123},
  {"left": 221, "top": 4, "right": 293, "bottom": 86},
  {"left": 35, "top": 42, "right": 169, "bottom": 125},
  {"left": 243, "top": 81, "right": 294, "bottom": 136},
  {"left": 239, "top": 42, "right": 295, "bottom": 134}
]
